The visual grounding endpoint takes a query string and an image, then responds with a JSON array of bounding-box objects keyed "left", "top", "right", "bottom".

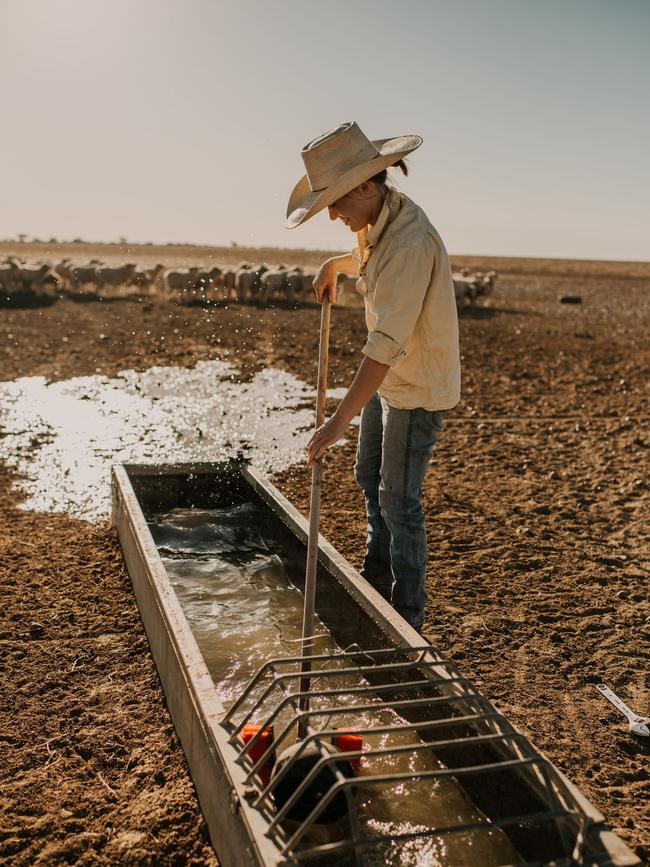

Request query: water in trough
[{"left": 149, "top": 501, "right": 521, "bottom": 867}]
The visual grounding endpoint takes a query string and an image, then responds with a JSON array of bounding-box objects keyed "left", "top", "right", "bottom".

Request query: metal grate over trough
[
  {"left": 111, "top": 460, "right": 641, "bottom": 867},
  {"left": 224, "top": 646, "right": 599, "bottom": 865}
]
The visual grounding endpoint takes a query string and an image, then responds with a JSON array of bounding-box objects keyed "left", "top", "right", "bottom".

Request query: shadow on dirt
[
  {"left": 0, "top": 293, "right": 59, "bottom": 309},
  {"left": 459, "top": 305, "right": 543, "bottom": 318}
]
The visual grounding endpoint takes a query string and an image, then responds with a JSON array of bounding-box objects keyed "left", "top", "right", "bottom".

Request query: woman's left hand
[{"left": 306, "top": 414, "right": 349, "bottom": 465}]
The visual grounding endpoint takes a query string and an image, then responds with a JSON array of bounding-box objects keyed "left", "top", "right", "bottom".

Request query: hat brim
[{"left": 286, "top": 134, "right": 423, "bottom": 229}]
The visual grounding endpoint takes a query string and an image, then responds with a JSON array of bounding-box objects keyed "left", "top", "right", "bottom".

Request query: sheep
[
  {"left": 221, "top": 269, "right": 237, "bottom": 299},
  {"left": 94, "top": 263, "right": 137, "bottom": 292},
  {"left": 17, "top": 264, "right": 49, "bottom": 282},
  {"left": 164, "top": 267, "right": 200, "bottom": 300},
  {"left": 124, "top": 264, "right": 164, "bottom": 294},
  {"left": 452, "top": 276, "right": 478, "bottom": 308},
  {"left": 54, "top": 258, "right": 74, "bottom": 288},
  {"left": 0, "top": 262, "right": 20, "bottom": 295},
  {"left": 1, "top": 259, "right": 19, "bottom": 276},
  {"left": 236, "top": 264, "right": 269, "bottom": 304},
  {"left": 146, "top": 264, "right": 166, "bottom": 293},
  {"left": 259, "top": 268, "right": 287, "bottom": 306},
  {"left": 17, "top": 264, "right": 59, "bottom": 293},
  {"left": 236, "top": 268, "right": 255, "bottom": 302},
  {"left": 0, "top": 259, "right": 94, "bottom": 300},
  {"left": 138, "top": 263, "right": 166, "bottom": 294},
  {"left": 452, "top": 269, "right": 497, "bottom": 309},
  {"left": 477, "top": 269, "right": 497, "bottom": 298},
  {"left": 0, "top": 264, "right": 59, "bottom": 301},
  {"left": 69, "top": 264, "right": 98, "bottom": 292},
  {"left": 130, "top": 267, "right": 151, "bottom": 292},
  {"left": 193, "top": 265, "right": 223, "bottom": 302},
  {"left": 285, "top": 267, "right": 306, "bottom": 304}
]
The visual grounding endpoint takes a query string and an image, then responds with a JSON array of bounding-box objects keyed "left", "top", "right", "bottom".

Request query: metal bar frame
[{"left": 223, "top": 649, "right": 596, "bottom": 864}]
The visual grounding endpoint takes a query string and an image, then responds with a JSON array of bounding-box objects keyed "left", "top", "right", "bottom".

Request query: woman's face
[{"left": 328, "top": 182, "right": 383, "bottom": 232}]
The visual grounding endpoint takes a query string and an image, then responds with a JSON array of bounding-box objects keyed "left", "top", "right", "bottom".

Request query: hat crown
[{"left": 301, "top": 121, "right": 380, "bottom": 193}]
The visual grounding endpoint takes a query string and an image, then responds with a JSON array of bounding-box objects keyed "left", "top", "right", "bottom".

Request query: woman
[{"left": 286, "top": 121, "right": 460, "bottom": 632}]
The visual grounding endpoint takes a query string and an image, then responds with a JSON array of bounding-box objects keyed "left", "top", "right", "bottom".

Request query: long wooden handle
[{"left": 298, "top": 299, "right": 331, "bottom": 732}]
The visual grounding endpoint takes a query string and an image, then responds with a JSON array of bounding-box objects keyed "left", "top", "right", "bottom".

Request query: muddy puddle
[
  {"left": 0, "top": 360, "right": 347, "bottom": 521},
  {"left": 150, "top": 503, "right": 521, "bottom": 867}
]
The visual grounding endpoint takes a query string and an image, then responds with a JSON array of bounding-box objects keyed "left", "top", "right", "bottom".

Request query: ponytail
[
  {"left": 391, "top": 158, "right": 409, "bottom": 177},
  {"left": 369, "top": 158, "right": 409, "bottom": 188}
]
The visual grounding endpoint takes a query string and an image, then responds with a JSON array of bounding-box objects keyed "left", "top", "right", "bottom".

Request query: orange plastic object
[
  {"left": 333, "top": 730, "right": 363, "bottom": 772},
  {"left": 241, "top": 724, "right": 275, "bottom": 786}
]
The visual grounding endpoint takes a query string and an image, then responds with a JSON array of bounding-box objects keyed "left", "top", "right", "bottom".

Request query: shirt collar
[{"left": 365, "top": 187, "right": 399, "bottom": 248}]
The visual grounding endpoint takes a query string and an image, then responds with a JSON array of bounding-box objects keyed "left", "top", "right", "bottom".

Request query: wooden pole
[{"left": 298, "top": 298, "right": 331, "bottom": 736}]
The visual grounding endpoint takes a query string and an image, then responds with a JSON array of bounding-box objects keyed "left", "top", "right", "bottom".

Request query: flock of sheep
[
  {"left": 451, "top": 268, "right": 497, "bottom": 306},
  {"left": 0, "top": 258, "right": 319, "bottom": 306},
  {"left": 0, "top": 255, "right": 497, "bottom": 310}
]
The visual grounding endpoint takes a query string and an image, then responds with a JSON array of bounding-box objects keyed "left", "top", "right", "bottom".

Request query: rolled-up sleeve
[{"left": 362, "top": 236, "right": 435, "bottom": 367}]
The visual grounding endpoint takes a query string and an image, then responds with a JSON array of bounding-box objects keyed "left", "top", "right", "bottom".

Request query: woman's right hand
[{"left": 312, "top": 259, "right": 338, "bottom": 304}]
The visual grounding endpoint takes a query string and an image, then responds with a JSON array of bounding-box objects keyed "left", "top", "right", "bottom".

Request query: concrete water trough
[{"left": 111, "top": 459, "right": 640, "bottom": 867}]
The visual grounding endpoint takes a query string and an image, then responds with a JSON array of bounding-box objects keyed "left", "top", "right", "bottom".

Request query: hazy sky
[{"left": 1, "top": 0, "right": 648, "bottom": 260}]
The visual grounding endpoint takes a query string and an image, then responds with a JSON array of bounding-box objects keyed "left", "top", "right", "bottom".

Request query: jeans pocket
[{"left": 431, "top": 410, "right": 445, "bottom": 432}]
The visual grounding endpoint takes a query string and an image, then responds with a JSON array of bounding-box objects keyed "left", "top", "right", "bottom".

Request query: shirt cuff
[{"left": 362, "top": 330, "right": 407, "bottom": 367}]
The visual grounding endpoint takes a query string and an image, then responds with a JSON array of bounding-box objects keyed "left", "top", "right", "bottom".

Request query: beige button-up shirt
[{"left": 351, "top": 188, "right": 461, "bottom": 411}]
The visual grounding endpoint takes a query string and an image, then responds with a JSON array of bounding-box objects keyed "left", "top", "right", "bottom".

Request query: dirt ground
[{"left": 1, "top": 244, "right": 648, "bottom": 865}]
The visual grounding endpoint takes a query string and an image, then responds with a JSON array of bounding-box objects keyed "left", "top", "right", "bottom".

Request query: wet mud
[
  {"left": 1, "top": 253, "right": 649, "bottom": 865},
  {"left": 0, "top": 362, "right": 344, "bottom": 520}
]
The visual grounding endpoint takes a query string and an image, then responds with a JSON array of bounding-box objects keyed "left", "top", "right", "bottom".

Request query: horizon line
[{"left": 1, "top": 239, "right": 648, "bottom": 267}]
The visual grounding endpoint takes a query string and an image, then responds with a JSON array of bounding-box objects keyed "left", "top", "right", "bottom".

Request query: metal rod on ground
[{"left": 298, "top": 297, "right": 331, "bottom": 738}]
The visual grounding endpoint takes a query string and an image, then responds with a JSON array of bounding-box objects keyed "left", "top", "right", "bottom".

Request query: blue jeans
[{"left": 354, "top": 393, "right": 445, "bottom": 629}]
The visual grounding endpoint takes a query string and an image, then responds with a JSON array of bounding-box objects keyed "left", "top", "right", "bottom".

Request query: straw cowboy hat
[{"left": 286, "top": 121, "right": 423, "bottom": 229}]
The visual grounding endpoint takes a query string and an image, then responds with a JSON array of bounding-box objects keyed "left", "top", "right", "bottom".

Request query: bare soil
[{"left": 0, "top": 243, "right": 648, "bottom": 865}]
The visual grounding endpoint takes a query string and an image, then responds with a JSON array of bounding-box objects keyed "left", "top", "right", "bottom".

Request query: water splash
[{"left": 0, "top": 360, "right": 347, "bottom": 522}]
